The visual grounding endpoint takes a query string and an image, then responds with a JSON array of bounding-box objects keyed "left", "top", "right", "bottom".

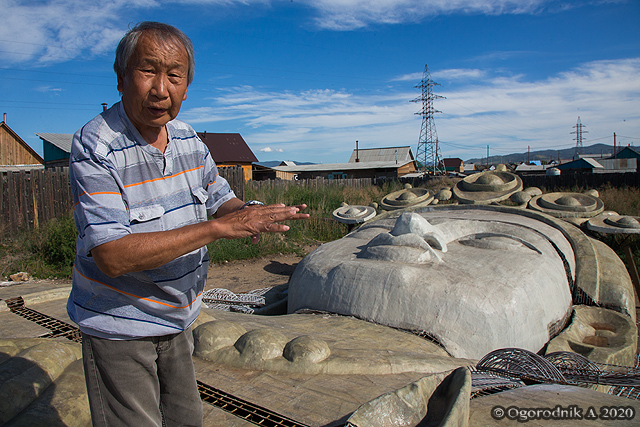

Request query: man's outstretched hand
[{"left": 214, "top": 203, "right": 309, "bottom": 244}]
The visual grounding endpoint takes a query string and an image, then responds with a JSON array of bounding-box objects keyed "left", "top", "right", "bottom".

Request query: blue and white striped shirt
[{"left": 67, "top": 101, "right": 235, "bottom": 339}]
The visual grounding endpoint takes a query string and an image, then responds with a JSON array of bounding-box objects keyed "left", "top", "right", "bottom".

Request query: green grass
[
  {"left": 1, "top": 215, "right": 76, "bottom": 279},
  {"left": 1, "top": 180, "right": 639, "bottom": 279}
]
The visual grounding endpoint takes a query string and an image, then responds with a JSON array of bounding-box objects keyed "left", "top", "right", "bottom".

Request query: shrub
[{"left": 40, "top": 215, "right": 77, "bottom": 269}]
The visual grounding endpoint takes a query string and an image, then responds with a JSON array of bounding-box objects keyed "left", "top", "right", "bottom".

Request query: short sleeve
[{"left": 70, "top": 127, "right": 131, "bottom": 254}]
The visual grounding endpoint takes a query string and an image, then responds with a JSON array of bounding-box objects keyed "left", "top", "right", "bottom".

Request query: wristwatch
[{"left": 241, "top": 200, "right": 264, "bottom": 209}]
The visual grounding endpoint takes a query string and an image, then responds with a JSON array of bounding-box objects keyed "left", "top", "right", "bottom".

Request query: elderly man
[{"left": 67, "top": 21, "right": 308, "bottom": 426}]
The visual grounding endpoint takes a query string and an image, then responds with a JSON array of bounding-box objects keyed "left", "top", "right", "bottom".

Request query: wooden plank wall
[
  {"left": 0, "top": 166, "right": 245, "bottom": 239},
  {"left": 0, "top": 126, "right": 42, "bottom": 165},
  {"left": 219, "top": 166, "right": 245, "bottom": 201}
]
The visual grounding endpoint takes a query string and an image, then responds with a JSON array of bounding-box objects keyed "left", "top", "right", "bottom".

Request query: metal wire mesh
[
  {"left": 197, "top": 381, "right": 309, "bottom": 427},
  {"left": 476, "top": 348, "right": 568, "bottom": 384},
  {"left": 609, "top": 342, "right": 640, "bottom": 400},
  {"left": 202, "top": 288, "right": 266, "bottom": 306},
  {"left": 5, "top": 296, "right": 82, "bottom": 342},
  {"left": 470, "top": 370, "right": 526, "bottom": 399},
  {"left": 476, "top": 348, "right": 640, "bottom": 390}
]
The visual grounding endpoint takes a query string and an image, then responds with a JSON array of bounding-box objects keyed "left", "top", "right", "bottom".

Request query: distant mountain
[
  {"left": 256, "top": 160, "right": 317, "bottom": 167},
  {"left": 464, "top": 143, "right": 628, "bottom": 165}
]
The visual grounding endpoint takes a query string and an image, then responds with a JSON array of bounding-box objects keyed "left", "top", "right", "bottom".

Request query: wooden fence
[
  {"left": 1, "top": 167, "right": 72, "bottom": 238},
  {"left": 519, "top": 171, "right": 640, "bottom": 190},
  {"left": 249, "top": 177, "right": 374, "bottom": 192},
  {"left": 0, "top": 165, "right": 245, "bottom": 239},
  {"left": 3, "top": 166, "right": 638, "bottom": 239}
]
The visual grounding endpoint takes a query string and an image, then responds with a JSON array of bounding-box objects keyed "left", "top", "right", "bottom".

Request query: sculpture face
[{"left": 288, "top": 208, "right": 575, "bottom": 360}]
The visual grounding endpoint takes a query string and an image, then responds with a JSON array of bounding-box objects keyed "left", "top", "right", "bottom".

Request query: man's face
[{"left": 117, "top": 33, "right": 189, "bottom": 140}]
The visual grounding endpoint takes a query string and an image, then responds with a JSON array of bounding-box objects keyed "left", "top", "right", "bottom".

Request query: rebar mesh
[
  {"left": 476, "top": 348, "right": 640, "bottom": 390},
  {"left": 5, "top": 296, "right": 82, "bottom": 342},
  {"left": 202, "top": 288, "right": 266, "bottom": 312},
  {"left": 470, "top": 370, "right": 526, "bottom": 399}
]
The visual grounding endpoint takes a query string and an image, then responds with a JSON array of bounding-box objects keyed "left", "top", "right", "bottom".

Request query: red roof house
[{"left": 197, "top": 132, "right": 258, "bottom": 181}]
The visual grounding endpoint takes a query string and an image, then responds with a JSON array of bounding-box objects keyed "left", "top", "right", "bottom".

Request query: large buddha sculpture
[{"left": 289, "top": 205, "right": 587, "bottom": 360}]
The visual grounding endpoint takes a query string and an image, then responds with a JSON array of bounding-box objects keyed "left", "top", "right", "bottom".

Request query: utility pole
[
  {"left": 413, "top": 64, "right": 445, "bottom": 175},
  {"left": 486, "top": 145, "right": 489, "bottom": 166},
  {"left": 614, "top": 132, "right": 617, "bottom": 159},
  {"left": 571, "top": 116, "right": 588, "bottom": 159}
]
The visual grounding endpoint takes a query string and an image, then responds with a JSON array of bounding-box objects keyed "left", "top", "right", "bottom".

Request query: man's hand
[{"left": 213, "top": 203, "right": 309, "bottom": 244}]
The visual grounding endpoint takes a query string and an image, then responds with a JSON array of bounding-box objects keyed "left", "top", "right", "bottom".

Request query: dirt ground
[
  {"left": 204, "top": 251, "right": 310, "bottom": 294},
  {"left": 3, "top": 246, "right": 318, "bottom": 295}
]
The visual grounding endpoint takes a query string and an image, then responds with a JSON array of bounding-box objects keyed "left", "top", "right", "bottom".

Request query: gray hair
[{"left": 114, "top": 21, "right": 195, "bottom": 85}]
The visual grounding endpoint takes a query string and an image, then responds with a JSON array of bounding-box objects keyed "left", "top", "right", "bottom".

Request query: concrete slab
[
  {"left": 195, "top": 357, "right": 432, "bottom": 427},
  {"left": 0, "top": 311, "right": 50, "bottom": 338}
]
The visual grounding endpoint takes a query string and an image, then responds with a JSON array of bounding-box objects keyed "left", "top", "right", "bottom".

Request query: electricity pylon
[
  {"left": 571, "top": 116, "right": 588, "bottom": 160},
  {"left": 413, "top": 64, "right": 445, "bottom": 175}
]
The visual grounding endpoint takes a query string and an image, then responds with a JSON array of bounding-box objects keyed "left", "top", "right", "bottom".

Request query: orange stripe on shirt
[
  {"left": 124, "top": 165, "right": 204, "bottom": 188},
  {"left": 78, "top": 190, "right": 123, "bottom": 198},
  {"left": 206, "top": 173, "right": 219, "bottom": 188},
  {"left": 74, "top": 266, "right": 202, "bottom": 309}
]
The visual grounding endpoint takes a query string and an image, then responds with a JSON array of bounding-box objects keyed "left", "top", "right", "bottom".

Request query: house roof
[
  {"left": 440, "top": 158, "right": 463, "bottom": 167},
  {"left": 197, "top": 132, "right": 258, "bottom": 164},
  {"left": 272, "top": 160, "right": 414, "bottom": 173},
  {"left": 515, "top": 163, "right": 553, "bottom": 172},
  {"left": 612, "top": 146, "right": 640, "bottom": 160},
  {"left": 1, "top": 121, "right": 44, "bottom": 164},
  {"left": 37, "top": 133, "right": 73, "bottom": 153},
  {"left": 348, "top": 146, "right": 415, "bottom": 163},
  {"left": 556, "top": 157, "right": 604, "bottom": 170}
]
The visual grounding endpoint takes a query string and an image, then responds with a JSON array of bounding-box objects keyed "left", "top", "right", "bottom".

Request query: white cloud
[
  {"left": 434, "top": 68, "right": 486, "bottom": 80},
  {"left": 390, "top": 72, "right": 423, "bottom": 82},
  {"left": 0, "top": 0, "right": 154, "bottom": 65},
  {"left": 436, "top": 58, "right": 640, "bottom": 158},
  {"left": 35, "top": 86, "right": 63, "bottom": 93},
  {"left": 301, "top": 0, "right": 553, "bottom": 30},
  {"left": 259, "top": 147, "right": 284, "bottom": 152},
  {"left": 183, "top": 57, "right": 640, "bottom": 163},
  {"left": 0, "top": 0, "right": 572, "bottom": 66}
]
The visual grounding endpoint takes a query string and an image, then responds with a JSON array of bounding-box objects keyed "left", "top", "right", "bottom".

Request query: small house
[
  {"left": 197, "top": 132, "right": 258, "bottom": 181},
  {"left": 439, "top": 158, "right": 464, "bottom": 173},
  {"left": 1, "top": 121, "right": 44, "bottom": 169},
  {"left": 37, "top": 133, "right": 73, "bottom": 168}
]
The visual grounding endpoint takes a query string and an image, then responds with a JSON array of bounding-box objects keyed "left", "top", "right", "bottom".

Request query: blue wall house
[
  {"left": 612, "top": 146, "right": 640, "bottom": 160},
  {"left": 556, "top": 157, "right": 604, "bottom": 173},
  {"left": 37, "top": 133, "right": 73, "bottom": 168}
]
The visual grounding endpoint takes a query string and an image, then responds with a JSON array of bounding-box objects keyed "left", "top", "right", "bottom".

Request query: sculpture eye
[{"left": 458, "top": 233, "right": 541, "bottom": 254}]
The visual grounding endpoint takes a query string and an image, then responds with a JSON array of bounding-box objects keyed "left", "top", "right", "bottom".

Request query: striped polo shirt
[{"left": 67, "top": 101, "right": 235, "bottom": 339}]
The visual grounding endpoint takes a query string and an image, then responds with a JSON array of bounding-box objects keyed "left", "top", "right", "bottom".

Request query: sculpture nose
[
  {"left": 361, "top": 213, "right": 448, "bottom": 264},
  {"left": 391, "top": 212, "right": 448, "bottom": 252}
]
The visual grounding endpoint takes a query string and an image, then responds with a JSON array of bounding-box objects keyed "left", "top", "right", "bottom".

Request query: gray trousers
[{"left": 81, "top": 329, "right": 203, "bottom": 427}]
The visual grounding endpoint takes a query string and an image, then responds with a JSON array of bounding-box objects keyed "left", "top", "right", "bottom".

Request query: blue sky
[{"left": 1, "top": 0, "right": 639, "bottom": 164}]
